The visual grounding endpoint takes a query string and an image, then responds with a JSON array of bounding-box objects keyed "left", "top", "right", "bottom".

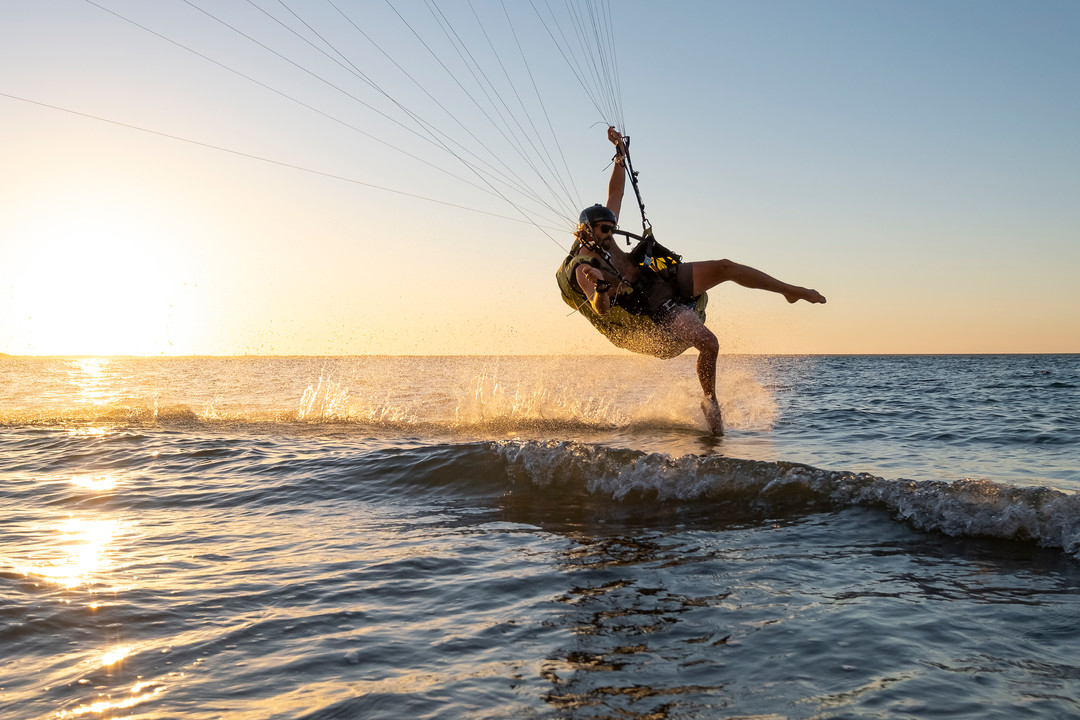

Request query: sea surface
[{"left": 2, "top": 354, "right": 1079, "bottom": 719}]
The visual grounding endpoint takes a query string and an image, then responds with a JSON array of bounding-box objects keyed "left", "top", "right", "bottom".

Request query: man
[{"left": 557, "top": 127, "right": 826, "bottom": 434}]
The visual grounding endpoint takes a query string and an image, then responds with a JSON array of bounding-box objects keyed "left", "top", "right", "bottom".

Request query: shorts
[
  {"left": 643, "top": 263, "right": 699, "bottom": 322},
  {"left": 675, "top": 262, "right": 696, "bottom": 301}
]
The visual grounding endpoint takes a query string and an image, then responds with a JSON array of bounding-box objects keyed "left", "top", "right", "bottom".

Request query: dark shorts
[
  {"left": 644, "top": 263, "right": 700, "bottom": 323},
  {"left": 675, "top": 262, "right": 696, "bottom": 301}
]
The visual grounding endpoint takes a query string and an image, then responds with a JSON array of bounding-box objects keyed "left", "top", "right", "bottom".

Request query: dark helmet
[{"left": 578, "top": 204, "right": 616, "bottom": 226}]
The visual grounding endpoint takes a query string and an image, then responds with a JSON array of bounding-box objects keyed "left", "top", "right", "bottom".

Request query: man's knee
[
  {"left": 691, "top": 259, "right": 736, "bottom": 295},
  {"left": 695, "top": 328, "right": 719, "bottom": 355}
]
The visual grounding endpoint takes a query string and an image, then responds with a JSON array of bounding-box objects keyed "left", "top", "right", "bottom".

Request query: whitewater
[{"left": 2, "top": 353, "right": 1078, "bottom": 719}]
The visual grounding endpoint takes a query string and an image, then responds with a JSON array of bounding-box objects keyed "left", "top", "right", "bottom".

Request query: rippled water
[{"left": 2, "top": 354, "right": 1078, "bottom": 718}]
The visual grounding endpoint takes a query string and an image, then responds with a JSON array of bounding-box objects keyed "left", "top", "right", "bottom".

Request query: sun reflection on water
[
  {"left": 68, "top": 358, "right": 121, "bottom": 406},
  {"left": 54, "top": 648, "right": 170, "bottom": 718},
  {"left": 15, "top": 516, "right": 128, "bottom": 591},
  {"left": 71, "top": 474, "right": 118, "bottom": 492},
  {"left": 68, "top": 427, "right": 110, "bottom": 437},
  {"left": 56, "top": 681, "right": 166, "bottom": 719},
  {"left": 100, "top": 646, "right": 133, "bottom": 667}
]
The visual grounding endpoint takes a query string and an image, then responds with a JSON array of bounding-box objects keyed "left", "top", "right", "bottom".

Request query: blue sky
[{"left": 1, "top": 0, "right": 1077, "bottom": 355}]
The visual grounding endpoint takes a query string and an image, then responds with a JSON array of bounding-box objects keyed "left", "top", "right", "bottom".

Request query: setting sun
[{"left": 4, "top": 195, "right": 202, "bottom": 356}]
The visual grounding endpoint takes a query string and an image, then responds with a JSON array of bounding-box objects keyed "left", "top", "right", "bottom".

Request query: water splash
[{"left": 298, "top": 375, "right": 351, "bottom": 421}]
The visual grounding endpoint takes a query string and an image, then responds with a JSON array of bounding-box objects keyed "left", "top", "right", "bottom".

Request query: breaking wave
[{"left": 494, "top": 440, "right": 1080, "bottom": 558}]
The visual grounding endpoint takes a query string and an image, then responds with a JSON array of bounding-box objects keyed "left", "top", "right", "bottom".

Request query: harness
[
  {"left": 617, "top": 228, "right": 687, "bottom": 319},
  {"left": 556, "top": 239, "right": 707, "bottom": 360}
]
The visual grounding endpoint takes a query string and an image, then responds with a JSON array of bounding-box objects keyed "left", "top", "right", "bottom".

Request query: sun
[{"left": 3, "top": 197, "right": 202, "bottom": 356}]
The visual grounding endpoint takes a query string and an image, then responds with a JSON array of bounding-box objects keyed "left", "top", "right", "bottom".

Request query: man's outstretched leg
[{"left": 690, "top": 259, "right": 827, "bottom": 305}]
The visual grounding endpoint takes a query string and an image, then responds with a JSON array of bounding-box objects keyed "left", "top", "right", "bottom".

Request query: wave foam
[{"left": 494, "top": 440, "right": 1080, "bottom": 557}]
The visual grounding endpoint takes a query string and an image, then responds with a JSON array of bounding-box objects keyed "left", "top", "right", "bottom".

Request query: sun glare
[
  {"left": 100, "top": 646, "right": 134, "bottom": 666},
  {"left": 56, "top": 676, "right": 166, "bottom": 719},
  {"left": 4, "top": 197, "right": 201, "bottom": 355},
  {"left": 71, "top": 474, "right": 119, "bottom": 491},
  {"left": 16, "top": 517, "right": 123, "bottom": 590}
]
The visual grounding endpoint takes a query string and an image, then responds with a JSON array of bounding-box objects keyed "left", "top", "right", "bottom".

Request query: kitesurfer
[{"left": 559, "top": 127, "right": 826, "bottom": 434}]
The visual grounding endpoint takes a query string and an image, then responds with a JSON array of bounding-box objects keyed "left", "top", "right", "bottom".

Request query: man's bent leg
[{"left": 664, "top": 308, "right": 723, "bottom": 434}]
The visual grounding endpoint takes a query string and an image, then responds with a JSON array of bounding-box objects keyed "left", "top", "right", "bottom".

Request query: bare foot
[
  {"left": 700, "top": 397, "right": 724, "bottom": 436},
  {"left": 784, "top": 286, "right": 826, "bottom": 304}
]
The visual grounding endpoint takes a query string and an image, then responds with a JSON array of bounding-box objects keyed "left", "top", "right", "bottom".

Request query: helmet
[{"left": 578, "top": 204, "right": 617, "bottom": 226}]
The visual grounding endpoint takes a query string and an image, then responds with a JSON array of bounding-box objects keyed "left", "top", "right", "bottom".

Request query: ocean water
[{"left": 2, "top": 353, "right": 1079, "bottom": 719}]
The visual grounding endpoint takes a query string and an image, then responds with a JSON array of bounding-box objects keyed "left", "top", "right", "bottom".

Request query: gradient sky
[{"left": 2, "top": 0, "right": 1078, "bottom": 356}]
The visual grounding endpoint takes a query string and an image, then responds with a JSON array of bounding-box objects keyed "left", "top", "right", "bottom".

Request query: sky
[{"left": 1, "top": 0, "right": 1078, "bottom": 356}]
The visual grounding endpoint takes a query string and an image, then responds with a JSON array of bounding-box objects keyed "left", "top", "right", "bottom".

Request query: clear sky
[{"left": 2, "top": 0, "right": 1078, "bottom": 356}]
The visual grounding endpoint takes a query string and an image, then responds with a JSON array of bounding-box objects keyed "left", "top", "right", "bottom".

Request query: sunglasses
[{"left": 593, "top": 223, "right": 617, "bottom": 234}]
